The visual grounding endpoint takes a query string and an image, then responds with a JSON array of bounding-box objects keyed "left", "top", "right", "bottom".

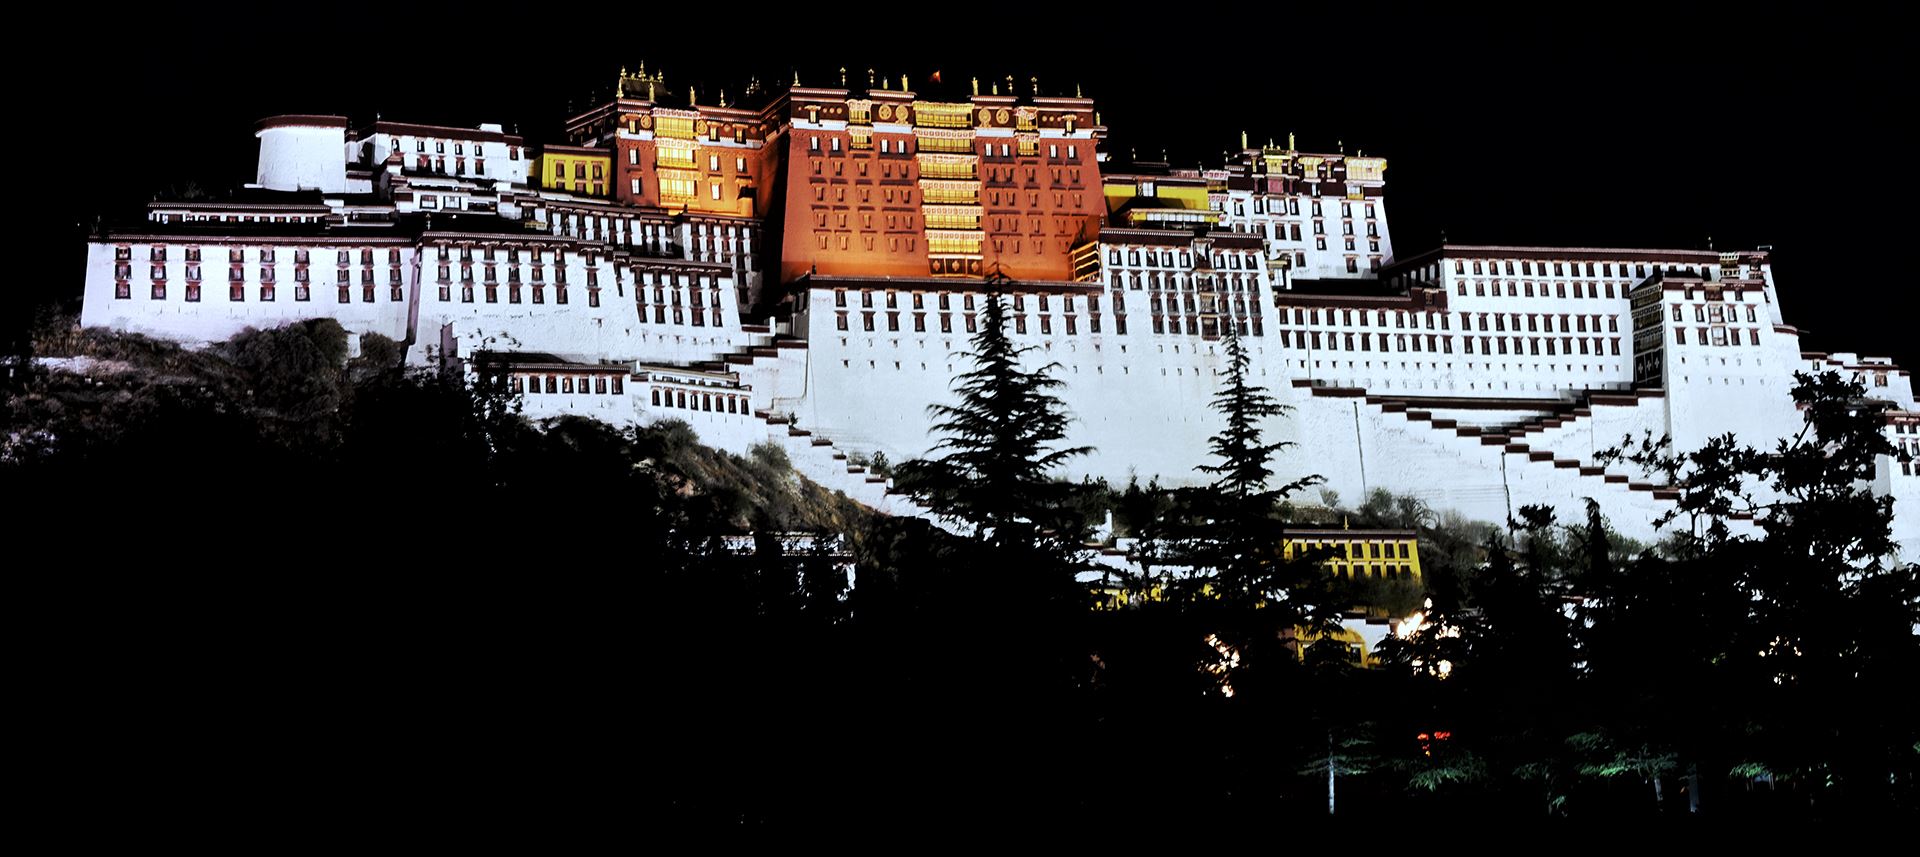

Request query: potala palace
[{"left": 77, "top": 67, "right": 1920, "bottom": 558}]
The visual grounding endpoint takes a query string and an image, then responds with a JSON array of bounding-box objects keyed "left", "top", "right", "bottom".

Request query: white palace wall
[{"left": 71, "top": 115, "right": 1920, "bottom": 562}]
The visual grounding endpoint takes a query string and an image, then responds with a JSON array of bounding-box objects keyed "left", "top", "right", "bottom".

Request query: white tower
[{"left": 254, "top": 115, "right": 348, "bottom": 193}]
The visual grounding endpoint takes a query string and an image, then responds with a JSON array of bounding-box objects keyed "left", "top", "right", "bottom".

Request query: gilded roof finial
[
  {"left": 689, "top": 86, "right": 696, "bottom": 106},
  {"left": 868, "top": 68, "right": 875, "bottom": 88},
  {"left": 719, "top": 89, "right": 727, "bottom": 108},
  {"left": 638, "top": 60, "right": 645, "bottom": 77},
  {"left": 648, "top": 79, "right": 655, "bottom": 100},
  {"left": 1241, "top": 130, "right": 1248, "bottom": 150},
  {"left": 1006, "top": 75, "right": 1014, "bottom": 95},
  {"left": 971, "top": 77, "right": 979, "bottom": 96},
  {"left": 992, "top": 82, "right": 999, "bottom": 95},
  {"left": 1288, "top": 131, "right": 1296, "bottom": 150},
  {"left": 839, "top": 67, "right": 847, "bottom": 87},
  {"left": 1095, "top": 111, "right": 1101, "bottom": 125},
  {"left": 793, "top": 70, "right": 800, "bottom": 86},
  {"left": 616, "top": 75, "right": 625, "bottom": 98},
  {"left": 1338, "top": 139, "right": 1344, "bottom": 154},
  {"left": 1076, "top": 82, "right": 1083, "bottom": 98},
  {"left": 1030, "top": 75, "right": 1038, "bottom": 96},
  {"left": 901, "top": 73, "right": 909, "bottom": 91}
]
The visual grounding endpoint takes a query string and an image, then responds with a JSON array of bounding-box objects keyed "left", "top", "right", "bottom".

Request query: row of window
[
  {"left": 116, "top": 281, "right": 401, "bottom": 303},
  {"left": 153, "top": 213, "right": 327, "bottom": 225},
  {"left": 1673, "top": 327, "right": 1761, "bottom": 347},
  {"left": 127, "top": 264, "right": 397, "bottom": 284},
  {"left": 435, "top": 263, "right": 580, "bottom": 285},
  {"left": 1233, "top": 199, "right": 1378, "bottom": 219},
  {"left": 1280, "top": 307, "right": 1620, "bottom": 334},
  {"left": 1281, "top": 329, "right": 1624, "bottom": 357},
  {"left": 1107, "top": 248, "right": 1264, "bottom": 270},
  {"left": 435, "top": 284, "right": 598, "bottom": 307},
  {"left": 1245, "top": 221, "right": 1382, "bottom": 245},
  {"left": 983, "top": 165, "right": 1086, "bottom": 188},
  {"left": 405, "top": 138, "right": 510, "bottom": 159},
  {"left": 650, "top": 387, "right": 748, "bottom": 413},
  {"left": 805, "top": 135, "right": 1083, "bottom": 160},
  {"left": 1290, "top": 540, "right": 1414, "bottom": 559},
  {"left": 642, "top": 306, "right": 725, "bottom": 327},
  {"left": 1112, "top": 272, "right": 1265, "bottom": 294},
  {"left": 625, "top": 148, "right": 753, "bottom": 174},
  {"left": 411, "top": 156, "right": 483, "bottom": 178},
  {"left": 120, "top": 263, "right": 401, "bottom": 287},
  {"left": 1457, "top": 280, "right": 1621, "bottom": 300},
  {"left": 435, "top": 244, "right": 566, "bottom": 264},
  {"left": 640, "top": 287, "right": 724, "bottom": 312},
  {"left": 1145, "top": 295, "right": 1258, "bottom": 317},
  {"left": 517, "top": 374, "right": 623, "bottom": 395},
  {"left": 540, "top": 206, "right": 753, "bottom": 255},
  {"left": 120, "top": 247, "right": 403, "bottom": 265},
  {"left": 1455, "top": 259, "right": 1703, "bottom": 280},
  {"left": 624, "top": 119, "right": 748, "bottom": 144},
  {"left": 834, "top": 289, "right": 1105, "bottom": 312},
  {"left": 1330, "top": 564, "right": 1415, "bottom": 581},
  {"left": 1147, "top": 317, "right": 1260, "bottom": 338},
  {"left": 835, "top": 309, "right": 1105, "bottom": 337},
  {"left": 1672, "top": 303, "right": 1761, "bottom": 324}
]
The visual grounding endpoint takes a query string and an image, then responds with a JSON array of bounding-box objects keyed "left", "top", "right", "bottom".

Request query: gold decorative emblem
[
  {"left": 639, "top": 116, "right": 653, "bottom": 130},
  {"left": 996, "top": 108, "right": 1010, "bottom": 124},
  {"left": 979, "top": 108, "right": 993, "bottom": 125},
  {"left": 878, "top": 104, "right": 894, "bottom": 120},
  {"left": 694, "top": 120, "right": 707, "bottom": 135}
]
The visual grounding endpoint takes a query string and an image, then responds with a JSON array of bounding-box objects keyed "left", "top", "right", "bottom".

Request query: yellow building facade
[
  {"left": 1280, "top": 527, "right": 1422, "bottom": 583},
  {"left": 1089, "top": 527, "right": 1423, "bottom": 610},
  {"left": 531, "top": 146, "right": 612, "bottom": 197}
]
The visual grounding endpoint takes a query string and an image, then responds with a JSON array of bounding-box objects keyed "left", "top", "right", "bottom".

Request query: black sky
[{"left": 19, "top": 8, "right": 1913, "bottom": 368}]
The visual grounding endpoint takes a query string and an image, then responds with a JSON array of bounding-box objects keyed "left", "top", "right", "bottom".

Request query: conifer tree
[
  {"left": 1196, "top": 326, "right": 1297, "bottom": 501},
  {"left": 893, "top": 271, "right": 1092, "bottom": 561},
  {"left": 1166, "top": 327, "right": 1332, "bottom": 677}
]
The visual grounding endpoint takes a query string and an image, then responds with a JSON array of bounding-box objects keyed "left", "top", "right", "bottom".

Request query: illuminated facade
[
  {"left": 777, "top": 76, "right": 1101, "bottom": 283},
  {"left": 68, "top": 64, "right": 1920, "bottom": 563},
  {"left": 1282, "top": 527, "right": 1422, "bottom": 583},
  {"left": 563, "top": 70, "right": 777, "bottom": 220},
  {"left": 532, "top": 146, "right": 612, "bottom": 197}
]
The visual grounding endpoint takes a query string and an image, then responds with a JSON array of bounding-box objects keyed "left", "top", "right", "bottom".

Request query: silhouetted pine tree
[
  {"left": 1195, "top": 326, "right": 1299, "bottom": 501},
  {"left": 1164, "top": 327, "right": 1333, "bottom": 687},
  {"left": 893, "top": 270, "right": 1092, "bottom": 561}
]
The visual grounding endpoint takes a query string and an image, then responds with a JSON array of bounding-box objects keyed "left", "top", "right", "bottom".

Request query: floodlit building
[{"left": 72, "top": 65, "right": 1920, "bottom": 560}]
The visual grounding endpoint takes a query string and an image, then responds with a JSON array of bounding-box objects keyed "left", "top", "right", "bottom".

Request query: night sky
[{"left": 20, "top": 10, "right": 1913, "bottom": 369}]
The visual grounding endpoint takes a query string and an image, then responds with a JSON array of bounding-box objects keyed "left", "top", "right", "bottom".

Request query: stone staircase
[
  {"left": 754, "top": 410, "right": 949, "bottom": 525},
  {"left": 688, "top": 322, "right": 808, "bottom": 389},
  {"left": 1298, "top": 383, "right": 1696, "bottom": 537},
  {"left": 628, "top": 319, "right": 943, "bottom": 523},
  {"left": 1354, "top": 387, "right": 1688, "bottom": 501}
]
